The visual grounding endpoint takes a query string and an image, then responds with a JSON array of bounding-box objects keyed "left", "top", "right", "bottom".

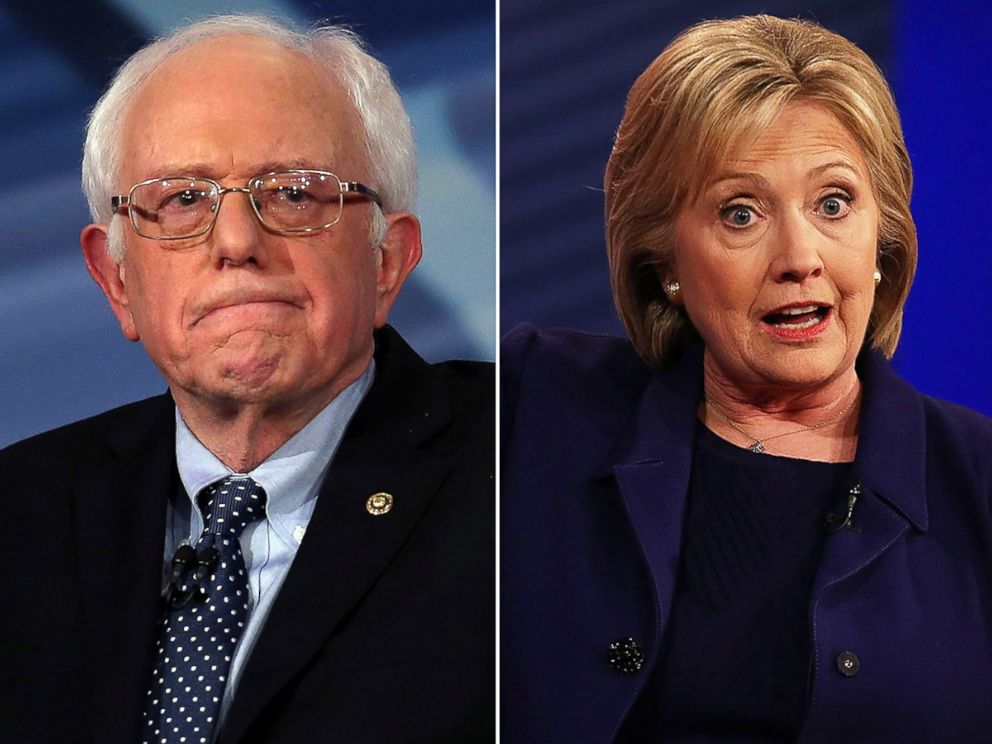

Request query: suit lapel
[
  {"left": 599, "top": 345, "right": 703, "bottom": 679},
  {"left": 70, "top": 394, "right": 176, "bottom": 739},
  {"left": 808, "top": 350, "right": 929, "bottom": 616},
  {"left": 804, "top": 350, "right": 928, "bottom": 716},
  {"left": 224, "top": 328, "right": 457, "bottom": 741}
]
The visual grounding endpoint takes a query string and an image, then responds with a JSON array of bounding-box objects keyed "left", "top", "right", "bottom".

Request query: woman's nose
[{"left": 768, "top": 212, "right": 824, "bottom": 283}]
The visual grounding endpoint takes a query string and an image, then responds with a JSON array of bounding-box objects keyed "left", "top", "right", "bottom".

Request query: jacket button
[
  {"left": 836, "top": 651, "right": 860, "bottom": 677},
  {"left": 609, "top": 637, "right": 645, "bottom": 676}
]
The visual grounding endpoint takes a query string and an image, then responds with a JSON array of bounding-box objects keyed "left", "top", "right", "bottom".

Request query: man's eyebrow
[
  {"left": 147, "top": 163, "right": 218, "bottom": 179},
  {"left": 144, "top": 160, "right": 327, "bottom": 179},
  {"left": 251, "top": 160, "right": 326, "bottom": 173}
]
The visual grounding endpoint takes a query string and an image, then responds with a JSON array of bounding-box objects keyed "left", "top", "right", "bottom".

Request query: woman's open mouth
[{"left": 761, "top": 304, "right": 832, "bottom": 339}]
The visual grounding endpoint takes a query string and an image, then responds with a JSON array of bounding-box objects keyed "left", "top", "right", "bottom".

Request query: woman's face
[{"left": 672, "top": 101, "right": 879, "bottom": 396}]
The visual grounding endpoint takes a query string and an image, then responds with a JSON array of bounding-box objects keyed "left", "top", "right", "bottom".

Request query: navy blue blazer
[
  {"left": 0, "top": 326, "right": 494, "bottom": 743},
  {"left": 502, "top": 324, "right": 992, "bottom": 743}
]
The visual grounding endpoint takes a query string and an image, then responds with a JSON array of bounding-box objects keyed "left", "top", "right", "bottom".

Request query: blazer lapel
[
  {"left": 223, "top": 329, "right": 458, "bottom": 741},
  {"left": 804, "top": 351, "right": 929, "bottom": 721},
  {"left": 71, "top": 394, "right": 176, "bottom": 739},
  {"left": 599, "top": 346, "right": 703, "bottom": 689},
  {"left": 808, "top": 351, "right": 929, "bottom": 609}
]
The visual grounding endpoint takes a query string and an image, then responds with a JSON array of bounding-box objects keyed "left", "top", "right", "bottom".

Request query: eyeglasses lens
[
  {"left": 130, "top": 179, "right": 219, "bottom": 239},
  {"left": 250, "top": 172, "right": 344, "bottom": 232}
]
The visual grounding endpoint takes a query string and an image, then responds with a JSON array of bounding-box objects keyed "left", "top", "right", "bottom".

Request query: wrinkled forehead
[
  {"left": 118, "top": 35, "right": 366, "bottom": 184},
  {"left": 681, "top": 97, "right": 869, "bottom": 205}
]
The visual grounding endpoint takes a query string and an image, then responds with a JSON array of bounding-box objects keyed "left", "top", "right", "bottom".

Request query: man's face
[{"left": 86, "top": 36, "right": 417, "bottom": 417}]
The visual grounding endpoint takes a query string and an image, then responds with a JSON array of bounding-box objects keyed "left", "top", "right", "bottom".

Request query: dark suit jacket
[
  {"left": 0, "top": 326, "right": 494, "bottom": 743},
  {"left": 502, "top": 324, "right": 992, "bottom": 744}
]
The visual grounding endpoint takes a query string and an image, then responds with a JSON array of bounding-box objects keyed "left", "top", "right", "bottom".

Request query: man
[{"left": 0, "top": 15, "right": 493, "bottom": 744}]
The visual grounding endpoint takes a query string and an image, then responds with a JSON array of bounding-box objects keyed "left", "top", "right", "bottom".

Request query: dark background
[{"left": 501, "top": 0, "right": 992, "bottom": 416}]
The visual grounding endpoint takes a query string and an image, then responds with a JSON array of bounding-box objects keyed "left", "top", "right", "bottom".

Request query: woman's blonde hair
[{"left": 605, "top": 14, "right": 916, "bottom": 367}]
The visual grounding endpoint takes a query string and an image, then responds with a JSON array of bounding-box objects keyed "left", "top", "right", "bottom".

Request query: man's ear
[
  {"left": 374, "top": 212, "right": 423, "bottom": 327},
  {"left": 80, "top": 223, "right": 139, "bottom": 341}
]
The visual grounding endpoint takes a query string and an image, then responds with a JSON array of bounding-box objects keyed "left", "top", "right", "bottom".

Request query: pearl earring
[{"left": 873, "top": 270, "right": 882, "bottom": 285}]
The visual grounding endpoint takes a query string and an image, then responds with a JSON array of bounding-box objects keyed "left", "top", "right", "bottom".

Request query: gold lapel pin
[{"left": 366, "top": 492, "right": 394, "bottom": 516}]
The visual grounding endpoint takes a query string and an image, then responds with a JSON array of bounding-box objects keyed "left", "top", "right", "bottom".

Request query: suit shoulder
[
  {"left": 0, "top": 395, "right": 173, "bottom": 476},
  {"left": 922, "top": 393, "right": 992, "bottom": 438},
  {"left": 429, "top": 359, "right": 494, "bottom": 431},
  {"left": 503, "top": 323, "right": 644, "bottom": 377},
  {"left": 921, "top": 394, "right": 992, "bottom": 477},
  {"left": 502, "top": 324, "right": 649, "bottom": 402},
  {"left": 431, "top": 357, "right": 494, "bottom": 390}
]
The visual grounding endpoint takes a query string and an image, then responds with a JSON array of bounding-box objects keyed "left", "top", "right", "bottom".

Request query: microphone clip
[
  {"left": 161, "top": 542, "right": 220, "bottom": 609},
  {"left": 825, "top": 482, "right": 863, "bottom": 534}
]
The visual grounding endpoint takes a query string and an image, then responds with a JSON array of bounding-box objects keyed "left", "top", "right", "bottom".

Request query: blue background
[
  {"left": 0, "top": 0, "right": 494, "bottom": 447},
  {"left": 501, "top": 0, "right": 992, "bottom": 417}
]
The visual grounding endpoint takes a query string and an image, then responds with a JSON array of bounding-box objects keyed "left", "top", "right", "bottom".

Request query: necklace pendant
[{"left": 749, "top": 441, "right": 766, "bottom": 453}]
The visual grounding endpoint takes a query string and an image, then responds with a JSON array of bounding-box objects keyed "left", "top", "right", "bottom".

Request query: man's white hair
[{"left": 81, "top": 14, "right": 416, "bottom": 262}]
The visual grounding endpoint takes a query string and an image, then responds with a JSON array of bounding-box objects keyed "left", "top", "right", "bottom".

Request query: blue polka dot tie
[{"left": 141, "top": 476, "right": 267, "bottom": 743}]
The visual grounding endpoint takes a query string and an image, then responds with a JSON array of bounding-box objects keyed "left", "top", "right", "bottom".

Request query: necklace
[{"left": 704, "top": 395, "right": 858, "bottom": 454}]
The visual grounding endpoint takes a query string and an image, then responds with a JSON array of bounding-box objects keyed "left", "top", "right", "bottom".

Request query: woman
[{"left": 502, "top": 15, "right": 992, "bottom": 744}]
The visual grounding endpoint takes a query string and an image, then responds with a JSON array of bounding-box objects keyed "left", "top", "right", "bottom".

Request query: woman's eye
[
  {"left": 819, "top": 194, "right": 851, "bottom": 218},
  {"left": 721, "top": 204, "right": 756, "bottom": 227}
]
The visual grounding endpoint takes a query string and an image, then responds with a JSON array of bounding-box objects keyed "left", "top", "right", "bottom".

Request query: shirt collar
[{"left": 175, "top": 361, "right": 375, "bottom": 523}]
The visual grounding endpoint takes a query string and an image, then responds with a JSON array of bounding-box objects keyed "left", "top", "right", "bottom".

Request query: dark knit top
[{"left": 619, "top": 424, "right": 853, "bottom": 742}]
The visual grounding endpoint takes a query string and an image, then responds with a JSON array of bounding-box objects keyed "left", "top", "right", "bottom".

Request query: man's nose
[
  {"left": 208, "top": 188, "right": 270, "bottom": 267},
  {"left": 768, "top": 211, "right": 824, "bottom": 283}
]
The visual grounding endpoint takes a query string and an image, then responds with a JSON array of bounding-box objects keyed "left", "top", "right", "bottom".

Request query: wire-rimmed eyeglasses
[{"left": 110, "top": 170, "right": 382, "bottom": 240}]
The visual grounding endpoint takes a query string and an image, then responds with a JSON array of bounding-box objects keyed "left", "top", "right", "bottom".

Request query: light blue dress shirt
[{"left": 163, "top": 362, "right": 374, "bottom": 727}]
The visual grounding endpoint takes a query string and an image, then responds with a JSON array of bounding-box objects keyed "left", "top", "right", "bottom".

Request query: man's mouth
[
  {"left": 762, "top": 304, "right": 830, "bottom": 329},
  {"left": 191, "top": 288, "right": 306, "bottom": 328}
]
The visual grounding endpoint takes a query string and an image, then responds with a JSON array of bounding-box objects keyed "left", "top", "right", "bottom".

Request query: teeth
[
  {"left": 779, "top": 305, "right": 820, "bottom": 315},
  {"left": 773, "top": 314, "right": 822, "bottom": 329}
]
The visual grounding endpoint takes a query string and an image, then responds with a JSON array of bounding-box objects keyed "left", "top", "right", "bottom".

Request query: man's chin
[
  {"left": 218, "top": 365, "right": 291, "bottom": 404},
  {"left": 173, "top": 356, "right": 294, "bottom": 409}
]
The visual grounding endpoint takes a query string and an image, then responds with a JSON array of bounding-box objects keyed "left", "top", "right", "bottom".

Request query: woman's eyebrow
[
  {"left": 807, "top": 160, "right": 862, "bottom": 180},
  {"left": 706, "top": 171, "right": 772, "bottom": 191}
]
